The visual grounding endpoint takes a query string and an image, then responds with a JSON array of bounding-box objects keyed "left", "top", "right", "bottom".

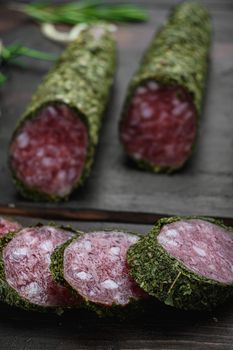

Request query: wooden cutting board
[{"left": 0, "top": 0, "right": 233, "bottom": 224}]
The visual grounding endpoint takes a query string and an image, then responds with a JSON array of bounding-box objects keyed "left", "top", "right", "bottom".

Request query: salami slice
[
  {"left": 0, "top": 225, "right": 79, "bottom": 311},
  {"left": 0, "top": 217, "right": 22, "bottom": 237},
  {"left": 120, "top": 2, "right": 211, "bottom": 172},
  {"left": 127, "top": 217, "right": 233, "bottom": 310},
  {"left": 9, "top": 25, "right": 116, "bottom": 201},
  {"left": 51, "top": 230, "right": 148, "bottom": 315}
]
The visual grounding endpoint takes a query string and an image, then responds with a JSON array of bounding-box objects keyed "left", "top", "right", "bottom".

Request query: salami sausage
[
  {"left": 51, "top": 230, "right": 148, "bottom": 315},
  {"left": 0, "top": 225, "right": 79, "bottom": 311},
  {"left": 9, "top": 25, "right": 116, "bottom": 201},
  {"left": 120, "top": 2, "right": 211, "bottom": 172},
  {"left": 127, "top": 217, "right": 233, "bottom": 310},
  {"left": 0, "top": 217, "right": 22, "bottom": 237}
]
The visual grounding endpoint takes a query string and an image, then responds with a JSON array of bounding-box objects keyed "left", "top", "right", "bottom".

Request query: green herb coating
[
  {"left": 50, "top": 236, "right": 78, "bottom": 289},
  {"left": 9, "top": 25, "right": 116, "bottom": 201},
  {"left": 120, "top": 2, "right": 211, "bottom": 172},
  {"left": 50, "top": 230, "right": 148, "bottom": 317},
  {"left": 0, "top": 224, "right": 79, "bottom": 313},
  {"left": 127, "top": 216, "right": 233, "bottom": 311}
]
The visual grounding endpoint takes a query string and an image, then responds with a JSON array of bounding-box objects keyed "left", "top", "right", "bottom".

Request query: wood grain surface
[
  {"left": 0, "top": 0, "right": 232, "bottom": 222},
  {"left": 0, "top": 216, "right": 233, "bottom": 350},
  {"left": 0, "top": 3, "right": 233, "bottom": 347}
]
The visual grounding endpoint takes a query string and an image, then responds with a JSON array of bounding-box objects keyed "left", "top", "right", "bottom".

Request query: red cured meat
[
  {"left": 158, "top": 219, "right": 233, "bottom": 283},
  {"left": 3, "top": 226, "right": 77, "bottom": 307},
  {"left": 120, "top": 81, "right": 197, "bottom": 168},
  {"left": 64, "top": 231, "right": 147, "bottom": 306},
  {"left": 10, "top": 104, "right": 88, "bottom": 197},
  {"left": 0, "top": 217, "right": 22, "bottom": 237}
]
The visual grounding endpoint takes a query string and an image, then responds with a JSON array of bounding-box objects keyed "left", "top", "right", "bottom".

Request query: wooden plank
[
  {"left": 0, "top": 3, "right": 233, "bottom": 221},
  {"left": 0, "top": 216, "right": 233, "bottom": 350},
  {"left": 0, "top": 205, "right": 165, "bottom": 224},
  {"left": 1, "top": 206, "right": 233, "bottom": 226}
]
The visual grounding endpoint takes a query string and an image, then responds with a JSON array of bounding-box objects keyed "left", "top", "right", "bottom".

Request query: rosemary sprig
[
  {"left": 0, "top": 72, "right": 7, "bottom": 87},
  {"left": 0, "top": 42, "right": 57, "bottom": 65},
  {"left": 0, "top": 41, "right": 57, "bottom": 87},
  {"left": 14, "top": 1, "right": 148, "bottom": 25}
]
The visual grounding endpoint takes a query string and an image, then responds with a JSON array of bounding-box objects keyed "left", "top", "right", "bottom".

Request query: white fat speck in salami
[
  {"left": 110, "top": 246, "right": 120, "bottom": 255},
  {"left": 0, "top": 217, "right": 22, "bottom": 237},
  {"left": 3, "top": 226, "right": 77, "bottom": 307},
  {"left": 101, "top": 279, "right": 118, "bottom": 290},
  {"left": 157, "top": 219, "right": 233, "bottom": 283},
  {"left": 63, "top": 231, "right": 147, "bottom": 306},
  {"left": 121, "top": 81, "right": 197, "bottom": 168},
  {"left": 75, "top": 271, "right": 92, "bottom": 281},
  {"left": 12, "top": 247, "right": 28, "bottom": 260},
  {"left": 10, "top": 104, "right": 88, "bottom": 198},
  {"left": 17, "top": 133, "right": 29, "bottom": 149}
]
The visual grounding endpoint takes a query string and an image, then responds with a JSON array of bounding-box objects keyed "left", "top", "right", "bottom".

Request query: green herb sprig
[
  {"left": 14, "top": 1, "right": 148, "bottom": 25},
  {"left": 0, "top": 41, "right": 57, "bottom": 87},
  {"left": 0, "top": 72, "right": 7, "bottom": 87}
]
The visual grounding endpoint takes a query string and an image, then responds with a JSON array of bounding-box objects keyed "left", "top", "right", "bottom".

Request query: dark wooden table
[{"left": 0, "top": 1, "right": 233, "bottom": 349}]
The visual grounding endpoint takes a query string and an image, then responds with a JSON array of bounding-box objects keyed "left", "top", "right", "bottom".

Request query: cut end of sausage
[
  {"left": 10, "top": 104, "right": 88, "bottom": 198},
  {"left": 63, "top": 231, "right": 147, "bottom": 307},
  {"left": 0, "top": 217, "right": 22, "bottom": 237},
  {"left": 120, "top": 81, "right": 197, "bottom": 170},
  {"left": 3, "top": 226, "right": 77, "bottom": 307},
  {"left": 157, "top": 219, "right": 233, "bottom": 284}
]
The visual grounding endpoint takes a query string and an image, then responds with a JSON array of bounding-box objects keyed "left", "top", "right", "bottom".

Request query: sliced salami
[
  {"left": 51, "top": 230, "right": 147, "bottom": 314},
  {"left": 0, "top": 217, "right": 22, "bottom": 237},
  {"left": 127, "top": 217, "right": 233, "bottom": 310},
  {"left": 1, "top": 225, "right": 78, "bottom": 311},
  {"left": 10, "top": 105, "right": 88, "bottom": 198},
  {"left": 120, "top": 2, "right": 211, "bottom": 172},
  {"left": 158, "top": 219, "right": 233, "bottom": 283}
]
